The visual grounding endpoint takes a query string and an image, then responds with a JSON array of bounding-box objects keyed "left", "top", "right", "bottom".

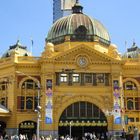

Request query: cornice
[
  {"left": 40, "top": 44, "right": 123, "bottom": 65},
  {"left": 123, "top": 65, "right": 140, "bottom": 70}
]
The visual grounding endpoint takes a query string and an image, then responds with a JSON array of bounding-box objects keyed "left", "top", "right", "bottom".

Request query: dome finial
[{"left": 72, "top": 0, "right": 83, "bottom": 14}]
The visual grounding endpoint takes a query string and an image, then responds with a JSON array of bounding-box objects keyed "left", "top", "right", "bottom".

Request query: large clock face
[{"left": 77, "top": 56, "right": 88, "bottom": 67}]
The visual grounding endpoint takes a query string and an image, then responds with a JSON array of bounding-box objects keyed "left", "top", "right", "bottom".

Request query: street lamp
[
  {"left": 35, "top": 80, "right": 41, "bottom": 140},
  {"left": 69, "top": 121, "right": 72, "bottom": 139},
  {"left": 16, "top": 71, "right": 41, "bottom": 140}
]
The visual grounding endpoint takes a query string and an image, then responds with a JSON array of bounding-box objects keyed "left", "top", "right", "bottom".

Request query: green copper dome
[{"left": 46, "top": 2, "right": 111, "bottom": 45}]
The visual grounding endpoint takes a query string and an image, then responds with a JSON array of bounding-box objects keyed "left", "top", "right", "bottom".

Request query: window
[
  {"left": 67, "top": 105, "right": 73, "bottom": 117},
  {"left": 17, "top": 96, "right": 24, "bottom": 110},
  {"left": 72, "top": 74, "right": 79, "bottom": 83},
  {"left": 126, "top": 97, "right": 140, "bottom": 110},
  {"left": 60, "top": 101, "right": 106, "bottom": 121},
  {"left": 105, "top": 73, "right": 109, "bottom": 86},
  {"left": 26, "top": 97, "right": 33, "bottom": 109},
  {"left": 0, "top": 98, "right": 7, "bottom": 107},
  {"left": 17, "top": 96, "right": 35, "bottom": 111},
  {"left": 127, "top": 98, "right": 134, "bottom": 110},
  {"left": 22, "top": 79, "right": 38, "bottom": 89},
  {"left": 96, "top": 74, "right": 104, "bottom": 83},
  {"left": 60, "top": 74, "right": 67, "bottom": 82},
  {"left": 80, "top": 102, "right": 86, "bottom": 117},
  {"left": 87, "top": 102, "right": 92, "bottom": 117},
  {"left": 136, "top": 118, "right": 139, "bottom": 122},
  {"left": 93, "top": 105, "right": 100, "bottom": 117},
  {"left": 57, "top": 72, "right": 110, "bottom": 86},
  {"left": 135, "top": 98, "right": 140, "bottom": 110},
  {"left": 128, "top": 118, "right": 134, "bottom": 122},
  {"left": 74, "top": 25, "right": 87, "bottom": 41},
  {"left": 0, "top": 82, "right": 8, "bottom": 91},
  {"left": 123, "top": 81, "right": 137, "bottom": 90},
  {"left": 85, "top": 74, "right": 92, "bottom": 83},
  {"left": 74, "top": 102, "right": 79, "bottom": 117}
]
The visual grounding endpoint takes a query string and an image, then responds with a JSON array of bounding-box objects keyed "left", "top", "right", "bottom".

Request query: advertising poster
[
  {"left": 113, "top": 80, "right": 121, "bottom": 124},
  {"left": 45, "top": 79, "right": 53, "bottom": 124}
]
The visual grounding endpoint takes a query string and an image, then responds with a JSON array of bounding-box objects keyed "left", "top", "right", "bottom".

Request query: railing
[
  {"left": 0, "top": 57, "right": 13, "bottom": 64},
  {"left": 17, "top": 56, "right": 40, "bottom": 62},
  {"left": 122, "top": 58, "right": 140, "bottom": 62},
  {"left": 0, "top": 56, "right": 41, "bottom": 65}
]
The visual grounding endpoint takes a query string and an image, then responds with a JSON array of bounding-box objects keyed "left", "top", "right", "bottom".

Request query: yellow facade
[{"left": 0, "top": 40, "right": 140, "bottom": 138}]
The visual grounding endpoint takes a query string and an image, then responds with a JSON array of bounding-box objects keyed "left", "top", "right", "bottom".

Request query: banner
[
  {"left": 113, "top": 80, "right": 121, "bottom": 124},
  {"left": 45, "top": 79, "right": 53, "bottom": 124}
]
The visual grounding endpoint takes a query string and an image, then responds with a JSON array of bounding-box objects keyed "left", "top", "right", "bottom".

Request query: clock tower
[{"left": 53, "top": 0, "right": 76, "bottom": 23}]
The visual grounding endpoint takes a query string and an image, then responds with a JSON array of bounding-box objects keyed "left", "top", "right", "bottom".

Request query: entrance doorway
[
  {"left": 58, "top": 101, "right": 108, "bottom": 139},
  {"left": 59, "top": 126, "right": 107, "bottom": 139},
  {"left": 0, "top": 121, "right": 6, "bottom": 137},
  {"left": 18, "top": 121, "right": 37, "bottom": 140}
]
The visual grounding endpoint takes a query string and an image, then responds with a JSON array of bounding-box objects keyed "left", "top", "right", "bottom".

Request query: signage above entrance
[{"left": 59, "top": 120, "right": 107, "bottom": 127}]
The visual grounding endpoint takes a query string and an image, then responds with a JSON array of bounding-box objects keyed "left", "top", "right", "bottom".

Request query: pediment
[{"left": 51, "top": 44, "right": 121, "bottom": 64}]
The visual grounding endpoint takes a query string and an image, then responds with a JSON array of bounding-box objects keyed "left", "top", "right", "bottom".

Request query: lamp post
[
  {"left": 16, "top": 71, "right": 41, "bottom": 140},
  {"left": 36, "top": 80, "right": 41, "bottom": 140},
  {"left": 69, "top": 121, "right": 72, "bottom": 139}
]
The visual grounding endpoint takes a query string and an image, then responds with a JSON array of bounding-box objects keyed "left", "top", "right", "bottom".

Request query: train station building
[{"left": 0, "top": 1, "right": 140, "bottom": 139}]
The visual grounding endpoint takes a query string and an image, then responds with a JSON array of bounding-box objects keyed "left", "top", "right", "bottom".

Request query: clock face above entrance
[{"left": 77, "top": 56, "right": 88, "bottom": 67}]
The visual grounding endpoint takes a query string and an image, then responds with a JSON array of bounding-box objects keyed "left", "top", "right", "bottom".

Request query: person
[
  {"left": 13, "top": 135, "right": 19, "bottom": 140},
  {"left": 92, "top": 132, "right": 97, "bottom": 140},
  {"left": 0, "top": 134, "right": 3, "bottom": 140},
  {"left": 4, "top": 134, "right": 9, "bottom": 140},
  {"left": 101, "top": 133, "right": 104, "bottom": 140},
  {"left": 32, "top": 134, "right": 36, "bottom": 140}
]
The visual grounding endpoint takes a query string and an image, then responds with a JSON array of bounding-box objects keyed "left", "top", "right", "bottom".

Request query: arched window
[
  {"left": 17, "top": 78, "right": 39, "bottom": 112},
  {"left": 74, "top": 25, "right": 87, "bottom": 41},
  {"left": 26, "top": 97, "right": 33, "bottom": 109},
  {"left": 60, "top": 101, "right": 106, "bottom": 121},
  {"left": 22, "top": 79, "right": 38, "bottom": 89},
  {"left": 127, "top": 99, "right": 134, "bottom": 110},
  {"left": 123, "top": 81, "right": 137, "bottom": 90}
]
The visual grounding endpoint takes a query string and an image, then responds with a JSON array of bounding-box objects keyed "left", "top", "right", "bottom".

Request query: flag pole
[{"left": 30, "top": 38, "right": 33, "bottom": 55}]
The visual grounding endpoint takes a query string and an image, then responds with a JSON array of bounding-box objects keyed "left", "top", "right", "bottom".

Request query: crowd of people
[
  {"left": 59, "top": 132, "right": 106, "bottom": 140},
  {"left": 0, "top": 132, "right": 106, "bottom": 140},
  {"left": 0, "top": 134, "right": 56, "bottom": 140},
  {"left": 0, "top": 132, "right": 128, "bottom": 140}
]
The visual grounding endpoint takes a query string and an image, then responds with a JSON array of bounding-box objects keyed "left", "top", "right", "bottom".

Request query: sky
[{"left": 0, "top": 0, "right": 140, "bottom": 57}]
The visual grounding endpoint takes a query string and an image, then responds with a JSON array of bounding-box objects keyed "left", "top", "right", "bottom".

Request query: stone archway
[
  {"left": 0, "top": 121, "right": 6, "bottom": 137},
  {"left": 18, "top": 120, "right": 37, "bottom": 140},
  {"left": 54, "top": 95, "right": 109, "bottom": 139},
  {"left": 54, "top": 95, "right": 108, "bottom": 125}
]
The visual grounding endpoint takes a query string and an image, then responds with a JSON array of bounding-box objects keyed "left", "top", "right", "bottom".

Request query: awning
[{"left": 0, "top": 104, "right": 11, "bottom": 117}]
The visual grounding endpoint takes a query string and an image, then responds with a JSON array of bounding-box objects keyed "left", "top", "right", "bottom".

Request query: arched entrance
[
  {"left": 0, "top": 121, "right": 6, "bottom": 137},
  {"left": 19, "top": 121, "right": 37, "bottom": 140},
  {"left": 58, "top": 101, "right": 108, "bottom": 139}
]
